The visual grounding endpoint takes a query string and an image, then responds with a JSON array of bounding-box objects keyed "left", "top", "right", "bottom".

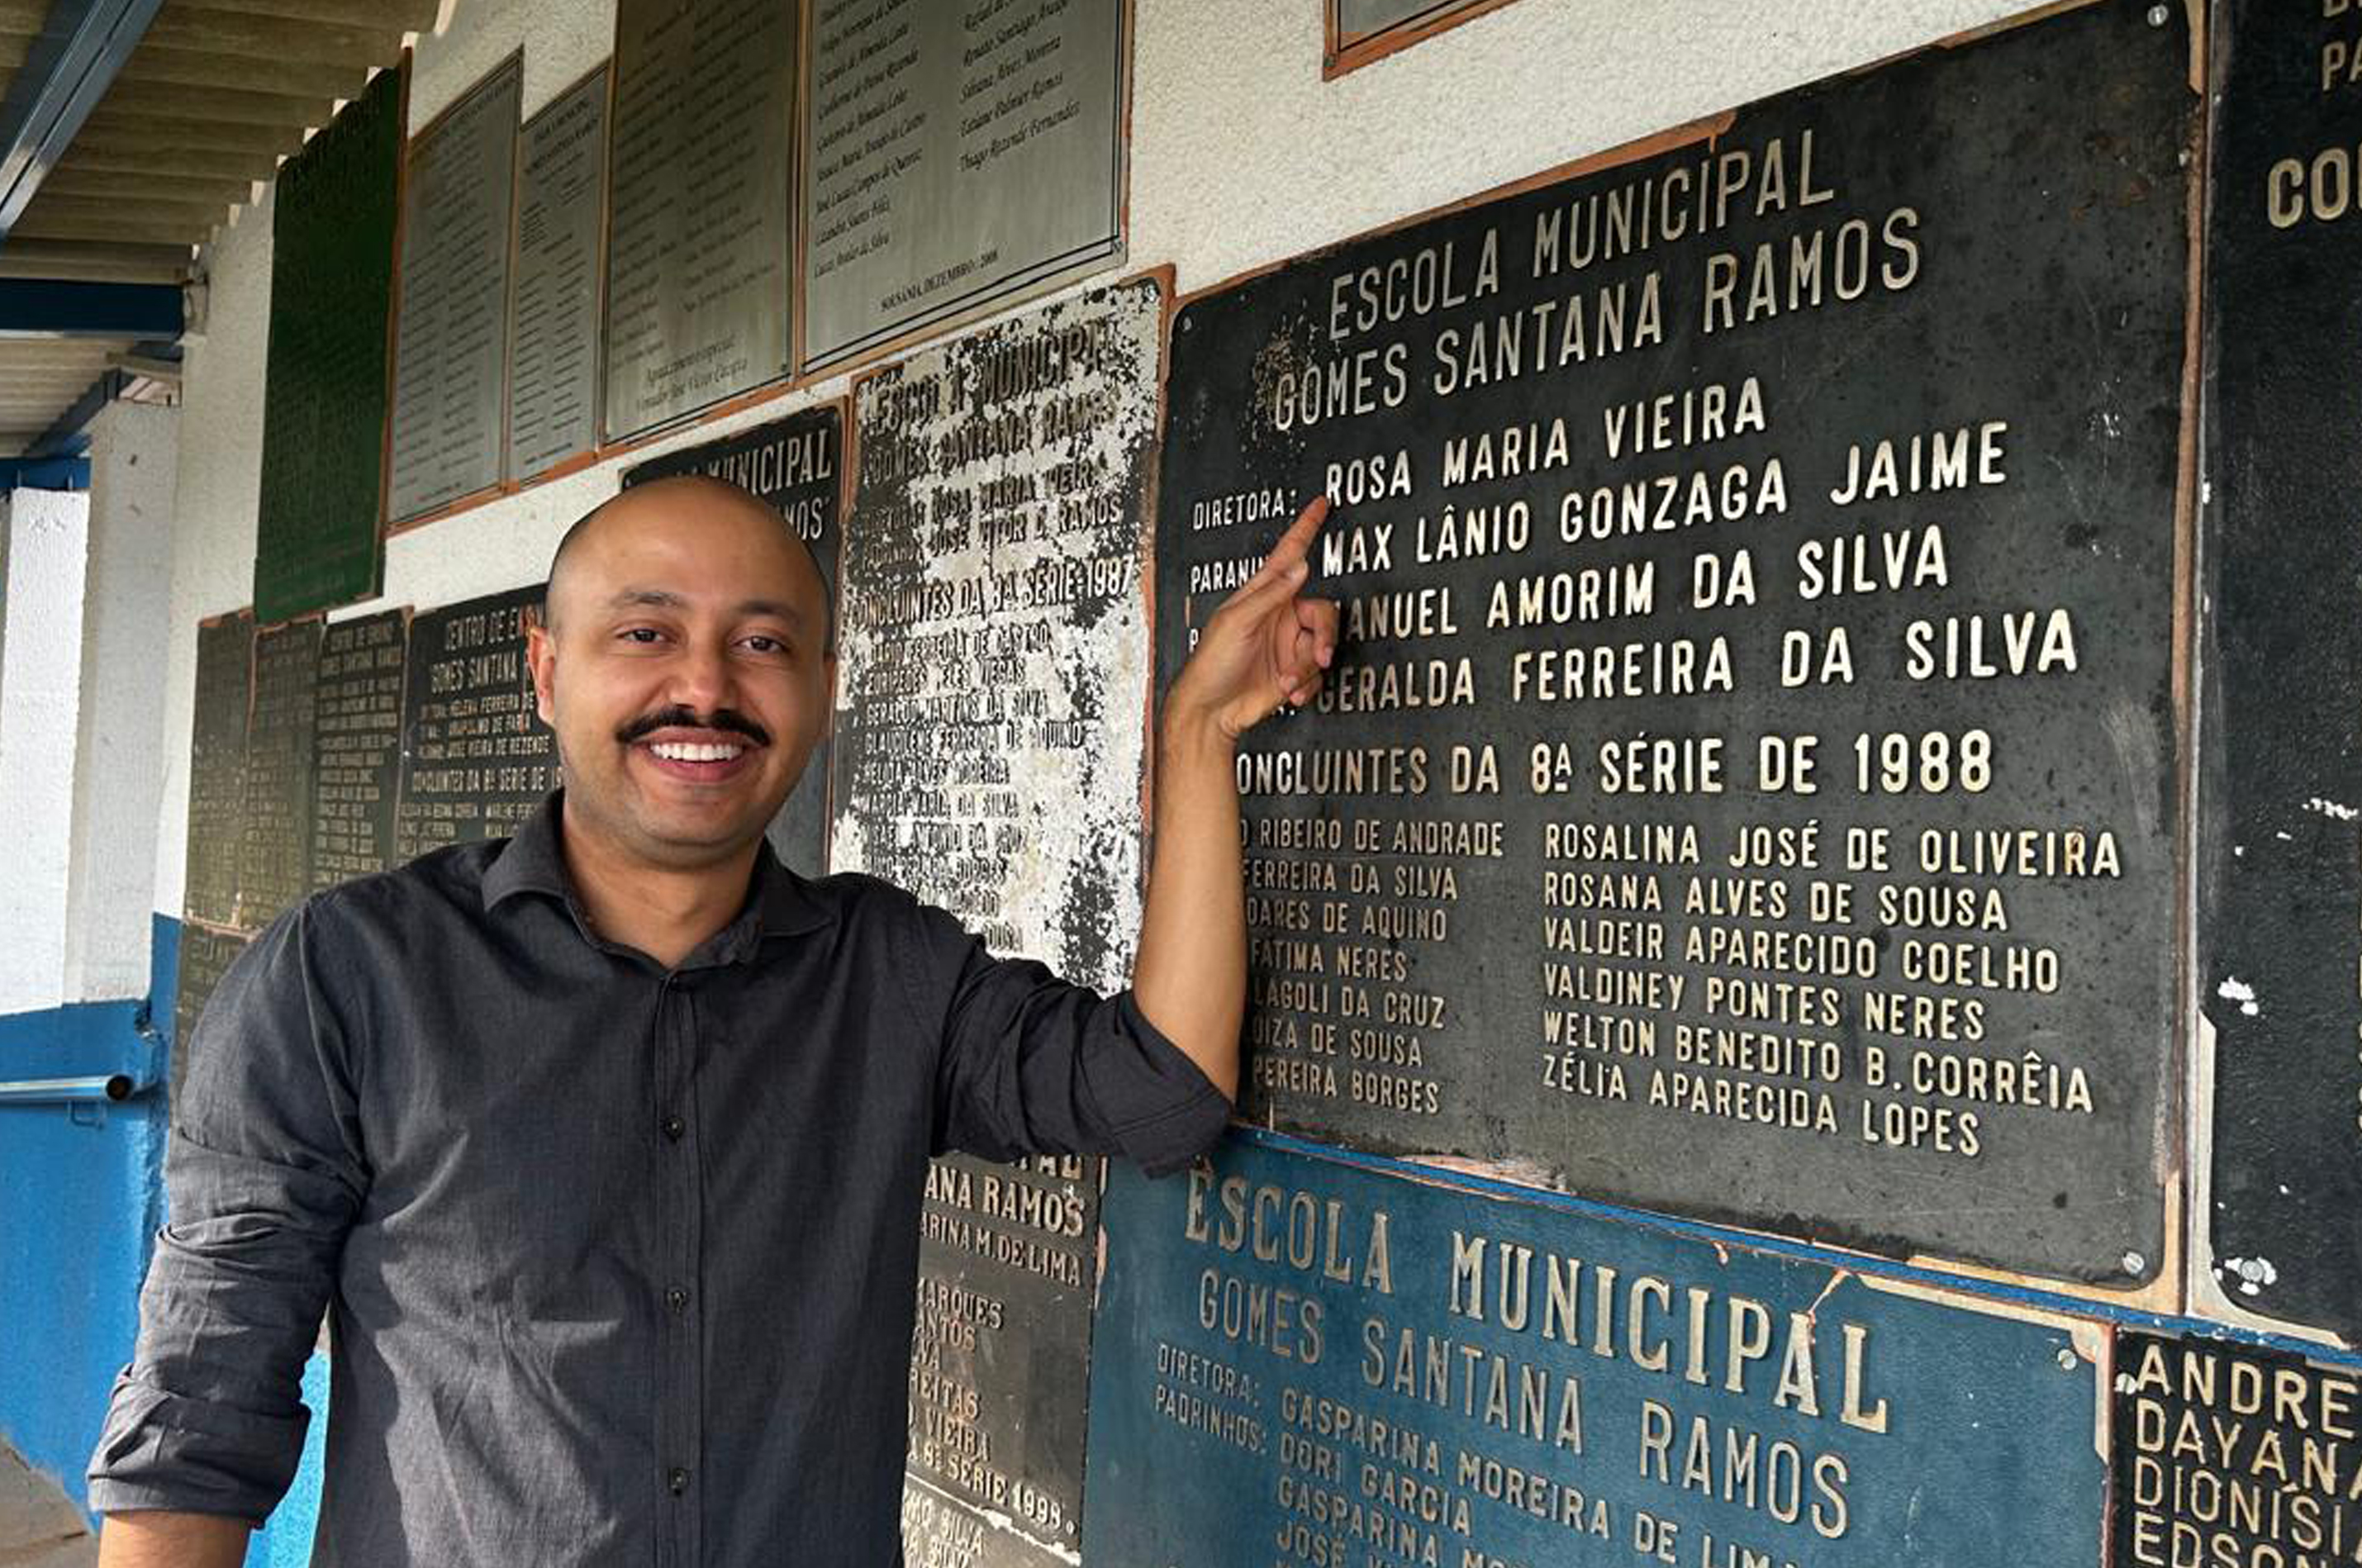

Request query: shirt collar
[{"left": 482, "top": 791, "right": 836, "bottom": 953}]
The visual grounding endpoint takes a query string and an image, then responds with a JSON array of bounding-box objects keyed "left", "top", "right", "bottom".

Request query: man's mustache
[{"left": 615, "top": 706, "right": 772, "bottom": 748}]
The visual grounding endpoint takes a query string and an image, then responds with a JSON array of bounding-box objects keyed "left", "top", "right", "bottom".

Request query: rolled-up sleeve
[
  {"left": 88, "top": 901, "right": 366, "bottom": 1521},
  {"left": 921, "top": 907, "right": 1230, "bottom": 1176}
]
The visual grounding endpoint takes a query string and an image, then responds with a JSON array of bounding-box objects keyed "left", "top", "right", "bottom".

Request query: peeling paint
[
  {"left": 2218, "top": 1254, "right": 2278, "bottom": 1297},
  {"left": 2303, "top": 796, "right": 2360, "bottom": 822},
  {"left": 2216, "top": 976, "right": 2261, "bottom": 1018},
  {"left": 834, "top": 278, "right": 1163, "bottom": 994}
]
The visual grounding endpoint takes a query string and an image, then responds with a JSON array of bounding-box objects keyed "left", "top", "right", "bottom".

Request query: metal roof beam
[
  {"left": 0, "top": 454, "right": 91, "bottom": 487},
  {"left": 0, "top": 237, "right": 188, "bottom": 281},
  {"left": 0, "top": 276, "right": 178, "bottom": 337},
  {"left": 0, "top": 0, "right": 168, "bottom": 245},
  {"left": 25, "top": 365, "right": 121, "bottom": 455}
]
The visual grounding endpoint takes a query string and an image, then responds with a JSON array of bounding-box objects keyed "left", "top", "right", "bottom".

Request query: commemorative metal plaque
[
  {"left": 183, "top": 610, "right": 254, "bottom": 931},
  {"left": 1152, "top": 0, "right": 2193, "bottom": 1285},
  {"left": 836, "top": 277, "right": 1161, "bottom": 980},
  {"left": 2112, "top": 1329, "right": 2362, "bottom": 1566},
  {"left": 393, "top": 585, "right": 556, "bottom": 862},
  {"left": 509, "top": 66, "right": 608, "bottom": 480},
  {"left": 621, "top": 402, "right": 842, "bottom": 873},
  {"left": 254, "top": 65, "right": 402, "bottom": 623},
  {"left": 237, "top": 618, "right": 323, "bottom": 929},
  {"left": 2197, "top": 0, "right": 2362, "bottom": 1342},
  {"left": 834, "top": 278, "right": 1162, "bottom": 1567},
  {"left": 311, "top": 610, "right": 410, "bottom": 891},
  {"left": 387, "top": 58, "right": 521, "bottom": 523},
  {"left": 905, "top": 1152, "right": 1101, "bottom": 1568},
  {"left": 1085, "top": 1138, "right": 2109, "bottom": 1566},
  {"left": 171, "top": 924, "right": 254, "bottom": 1112},
  {"left": 1333, "top": 0, "right": 1504, "bottom": 55},
  {"left": 801, "top": 0, "right": 1126, "bottom": 371},
  {"left": 603, "top": 0, "right": 796, "bottom": 441}
]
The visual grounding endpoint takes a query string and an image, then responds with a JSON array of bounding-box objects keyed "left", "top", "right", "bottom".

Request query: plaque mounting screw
[
  {"left": 2145, "top": 3, "right": 2166, "bottom": 23},
  {"left": 2120, "top": 1250, "right": 2146, "bottom": 1276},
  {"left": 2055, "top": 1347, "right": 2079, "bottom": 1371}
]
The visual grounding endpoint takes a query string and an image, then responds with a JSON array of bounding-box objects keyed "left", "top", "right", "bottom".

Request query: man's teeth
[{"left": 648, "top": 741, "right": 744, "bottom": 763}]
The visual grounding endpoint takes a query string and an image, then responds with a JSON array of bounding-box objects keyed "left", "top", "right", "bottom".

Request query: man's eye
[
  {"left": 743, "top": 635, "right": 787, "bottom": 655},
  {"left": 619, "top": 627, "right": 663, "bottom": 644}
]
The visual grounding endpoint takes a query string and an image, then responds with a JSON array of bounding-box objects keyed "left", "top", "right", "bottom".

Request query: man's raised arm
[{"left": 1132, "top": 497, "right": 1338, "bottom": 1099}]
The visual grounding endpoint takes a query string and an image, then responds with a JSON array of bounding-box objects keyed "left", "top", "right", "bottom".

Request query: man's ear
[{"left": 525, "top": 619, "right": 558, "bottom": 727}]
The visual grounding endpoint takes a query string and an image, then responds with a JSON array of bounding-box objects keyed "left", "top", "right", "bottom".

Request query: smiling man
[{"left": 88, "top": 475, "right": 1338, "bottom": 1566}]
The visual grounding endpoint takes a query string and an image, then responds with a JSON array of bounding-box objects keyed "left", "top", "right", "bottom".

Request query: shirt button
[
  {"left": 668, "top": 1466, "right": 690, "bottom": 1496},
  {"left": 665, "top": 1286, "right": 689, "bottom": 1314},
  {"left": 662, "top": 1114, "right": 686, "bottom": 1142}
]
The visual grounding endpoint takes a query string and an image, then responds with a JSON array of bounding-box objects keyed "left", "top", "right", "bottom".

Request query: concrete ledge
[{"left": 0, "top": 1441, "right": 93, "bottom": 1566}]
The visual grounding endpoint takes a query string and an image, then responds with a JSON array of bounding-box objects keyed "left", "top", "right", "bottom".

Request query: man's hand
[
  {"left": 1166, "top": 497, "right": 1340, "bottom": 739},
  {"left": 1133, "top": 496, "right": 1340, "bottom": 1101}
]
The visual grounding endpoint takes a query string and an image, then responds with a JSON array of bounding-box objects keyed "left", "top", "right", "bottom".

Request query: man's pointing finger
[{"left": 1249, "top": 495, "right": 1331, "bottom": 586}]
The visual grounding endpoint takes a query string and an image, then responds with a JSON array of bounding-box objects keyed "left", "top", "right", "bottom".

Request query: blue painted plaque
[{"left": 1085, "top": 1138, "right": 2106, "bottom": 1566}]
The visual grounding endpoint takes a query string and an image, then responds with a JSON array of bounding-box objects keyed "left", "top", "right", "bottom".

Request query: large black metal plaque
[
  {"left": 801, "top": 0, "right": 1126, "bottom": 370},
  {"left": 621, "top": 402, "right": 842, "bottom": 874},
  {"left": 2112, "top": 1329, "right": 2362, "bottom": 1565},
  {"left": 394, "top": 585, "right": 556, "bottom": 862},
  {"left": 603, "top": 0, "right": 796, "bottom": 440},
  {"left": 2198, "top": 0, "right": 2362, "bottom": 1342},
  {"left": 837, "top": 277, "right": 1162, "bottom": 977},
  {"left": 387, "top": 58, "right": 521, "bottom": 523},
  {"left": 170, "top": 924, "right": 254, "bottom": 1113},
  {"left": 311, "top": 610, "right": 410, "bottom": 891},
  {"left": 183, "top": 610, "right": 253, "bottom": 931},
  {"left": 509, "top": 66, "right": 607, "bottom": 480},
  {"left": 236, "top": 618, "right": 323, "bottom": 929},
  {"left": 905, "top": 1152, "right": 1101, "bottom": 1568},
  {"left": 1086, "top": 1137, "right": 2111, "bottom": 1566},
  {"left": 1153, "top": 0, "right": 2192, "bottom": 1284},
  {"left": 254, "top": 65, "right": 402, "bottom": 623}
]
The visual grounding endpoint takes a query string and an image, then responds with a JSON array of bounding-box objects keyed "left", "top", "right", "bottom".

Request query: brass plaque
[
  {"left": 801, "top": 0, "right": 1126, "bottom": 371},
  {"left": 603, "top": 0, "right": 796, "bottom": 441},
  {"left": 183, "top": 610, "right": 253, "bottom": 931},
  {"left": 387, "top": 57, "right": 521, "bottom": 522},
  {"left": 236, "top": 618, "right": 323, "bottom": 929},
  {"left": 509, "top": 66, "right": 608, "bottom": 480}
]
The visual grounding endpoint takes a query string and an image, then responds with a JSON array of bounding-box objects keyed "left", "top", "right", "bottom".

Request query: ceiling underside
[{"left": 0, "top": 0, "right": 435, "bottom": 456}]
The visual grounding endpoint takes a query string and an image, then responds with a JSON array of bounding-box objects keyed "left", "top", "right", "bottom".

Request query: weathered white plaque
[
  {"left": 834, "top": 274, "right": 1162, "bottom": 981},
  {"left": 801, "top": 0, "right": 1126, "bottom": 372}
]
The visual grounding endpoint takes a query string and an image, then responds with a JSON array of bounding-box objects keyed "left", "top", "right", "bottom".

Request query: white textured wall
[
  {"left": 150, "top": 0, "right": 2029, "bottom": 916},
  {"left": 64, "top": 403, "right": 180, "bottom": 1000},
  {"left": 0, "top": 487, "right": 91, "bottom": 1014},
  {"left": 153, "top": 192, "right": 273, "bottom": 920}
]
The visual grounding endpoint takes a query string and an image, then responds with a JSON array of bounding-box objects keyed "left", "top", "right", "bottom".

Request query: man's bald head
[{"left": 545, "top": 474, "right": 834, "bottom": 653}]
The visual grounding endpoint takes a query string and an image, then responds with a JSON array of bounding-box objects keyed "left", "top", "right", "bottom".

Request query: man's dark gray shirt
[{"left": 88, "top": 796, "right": 1229, "bottom": 1564}]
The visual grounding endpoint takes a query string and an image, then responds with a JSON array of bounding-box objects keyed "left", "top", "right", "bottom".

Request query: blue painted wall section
[
  {"left": 1085, "top": 1136, "right": 2109, "bottom": 1566},
  {"left": 0, "top": 913, "right": 325, "bottom": 1563},
  {"left": 245, "top": 1351, "right": 326, "bottom": 1568},
  {"left": 0, "top": 924, "right": 169, "bottom": 1513}
]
